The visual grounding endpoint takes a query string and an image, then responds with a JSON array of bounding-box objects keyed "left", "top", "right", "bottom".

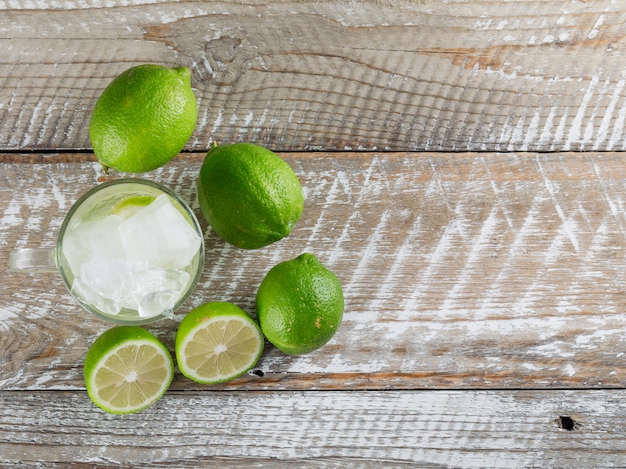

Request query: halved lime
[
  {"left": 175, "top": 302, "right": 264, "bottom": 384},
  {"left": 84, "top": 326, "right": 174, "bottom": 414}
]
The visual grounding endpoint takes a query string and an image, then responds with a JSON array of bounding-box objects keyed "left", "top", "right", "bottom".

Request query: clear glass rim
[{"left": 57, "top": 177, "right": 205, "bottom": 325}]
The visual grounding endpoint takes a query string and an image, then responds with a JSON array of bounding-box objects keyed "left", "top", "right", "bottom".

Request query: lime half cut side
[
  {"left": 84, "top": 326, "right": 174, "bottom": 414},
  {"left": 175, "top": 302, "right": 264, "bottom": 384}
]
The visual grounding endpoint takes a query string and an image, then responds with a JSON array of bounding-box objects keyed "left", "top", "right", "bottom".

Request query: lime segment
[
  {"left": 176, "top": 302, "right": 264, "bottom": 384},
  {"left": 111, "top": 195, "right": 156, "bottom": 219}
]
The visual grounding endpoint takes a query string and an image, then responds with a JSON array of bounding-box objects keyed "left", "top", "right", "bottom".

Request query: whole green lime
[
  {"left": 197, "top": 143, "right": 304, "bottom": 249},
  {"left": 256, "top": 253, "right": 344, "bottom": 354},
  {"left": 89, "top": 64, "right": 198, "bottom": 173}
]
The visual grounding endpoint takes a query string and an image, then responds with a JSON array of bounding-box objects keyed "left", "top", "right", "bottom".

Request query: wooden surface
[{"left": 3, "top": 1, "right": 626, "bottom": 467}]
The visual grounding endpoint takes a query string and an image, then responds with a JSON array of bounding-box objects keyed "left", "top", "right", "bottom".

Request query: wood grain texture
[
  {"left": 2, "top": 152, "right": 626, "bottom": 391},
  {"left": 1, "top": 389, "right": 625, "bottom": 467},
  {"left": 2, "top": 1, "right": 626, "bottom": 152},
  {"left": 5, "top": 1, "right": 626, "bottom": 465}
]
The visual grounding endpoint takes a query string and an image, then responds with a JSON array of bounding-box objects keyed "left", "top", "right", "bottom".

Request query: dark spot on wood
[{"left": 556, "top": 416, "right": 579, "bottom": 431}]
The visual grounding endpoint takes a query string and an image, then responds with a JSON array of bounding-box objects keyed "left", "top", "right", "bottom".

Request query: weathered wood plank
[
  {"left": 1, "top": 389, "right": 625, "bottom": 467},
  {"left": 1, "top": 1, "right": 626, "bottom": 152},
  {"left": 2, "top": 152, "right": 626, "bottom": 390}
]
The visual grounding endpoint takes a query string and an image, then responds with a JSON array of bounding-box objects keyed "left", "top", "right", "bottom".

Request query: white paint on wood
[
  {"left": 2, "top": 1, "right": 626, "bottom": 152},
  {"left": 567, "top": 74, "right": 599, "bottom": 151},
  {"left": 1, "top": 389, "right": 625, "bottom": 467},
  {"left": 588, "top": 14, "right": 606, "bottom": 39},
  {"left": 535, "top": 156, "right": 580, "bottom": 252}
]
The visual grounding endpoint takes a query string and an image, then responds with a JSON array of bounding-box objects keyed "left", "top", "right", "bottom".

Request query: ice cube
[
  {"left": 129, "top": 268, "right": 190, "bottom": 305},
  {"left": 80, "top": 257, "right": 127, "bottom": 298},
  {"left": 118, "top": 194, "right": 201, "bottom": 270},
  {"left": 72, "top": 277, "right": 122, "bottom": 316},
  {"left": 79, "top": 257, "right": 148, "bottom": 310},
  {"left": 62, "top": 215, "right": 124, "bottom": 275},
  {"left": 138, "top": 290, "right": 179, "bottom": 318},
  {"left": 132, "top": 268, "right": 189, "bottom": 318}
]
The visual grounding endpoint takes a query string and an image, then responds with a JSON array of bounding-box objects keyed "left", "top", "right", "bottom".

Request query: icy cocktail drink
[{"left": 57, "top": 179, "right": 204, "bottom": 324}]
